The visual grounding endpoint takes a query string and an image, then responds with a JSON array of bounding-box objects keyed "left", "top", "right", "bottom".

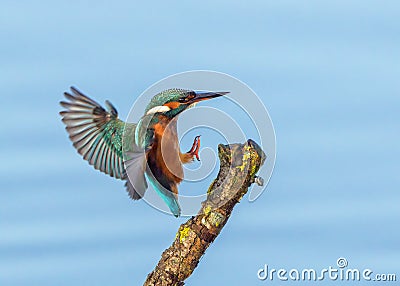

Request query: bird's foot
[{"left": 187, "top": 135, "right": 201, "bottom": 161}]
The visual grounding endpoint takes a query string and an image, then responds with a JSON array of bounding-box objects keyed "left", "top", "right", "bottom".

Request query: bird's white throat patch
[{"left": 146, "top": 105, "right": 171, "bottom": 115}]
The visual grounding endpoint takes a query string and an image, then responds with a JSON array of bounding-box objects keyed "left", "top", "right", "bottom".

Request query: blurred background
[{"left": 1, "top": 1, "right": 399, "bottom": 285}]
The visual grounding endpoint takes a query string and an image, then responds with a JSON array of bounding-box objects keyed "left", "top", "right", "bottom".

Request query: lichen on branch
[{"left": 143, "top": 139, "right": 266, "bottom": 286}]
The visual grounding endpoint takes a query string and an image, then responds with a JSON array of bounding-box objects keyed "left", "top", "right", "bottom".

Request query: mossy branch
[{"left": 143, "top": 139, "right": 266, "bottom": 286}]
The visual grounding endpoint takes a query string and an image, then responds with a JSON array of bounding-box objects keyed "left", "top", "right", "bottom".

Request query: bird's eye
[{"left": 178, "top": 98, "right": 187, "bottom": 103}]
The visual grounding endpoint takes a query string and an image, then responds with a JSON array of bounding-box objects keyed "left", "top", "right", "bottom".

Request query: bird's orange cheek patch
[{"left": 163, "top": 101, "right": 181, "bottom": 109}]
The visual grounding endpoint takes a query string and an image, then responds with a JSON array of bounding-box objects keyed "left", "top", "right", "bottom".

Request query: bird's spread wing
[
  {"left": 60, "top": 87, "right": 148, "bottom": 199},
  {"left": 60, "top": 87, "right": 126, "bottom": 179}
]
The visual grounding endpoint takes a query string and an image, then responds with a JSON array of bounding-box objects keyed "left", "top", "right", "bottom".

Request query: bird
[{"left": 60, "top": 87, "right": 228, "bottom": 217}]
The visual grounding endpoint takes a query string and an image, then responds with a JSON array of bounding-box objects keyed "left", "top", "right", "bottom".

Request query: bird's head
[{"left": 144, "top": 88, "right": 229, "bottom": 119}]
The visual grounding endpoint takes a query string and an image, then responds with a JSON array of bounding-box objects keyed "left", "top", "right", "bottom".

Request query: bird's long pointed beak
[{"left": 191, "top": 91, "right": 229, "bottom": 103}]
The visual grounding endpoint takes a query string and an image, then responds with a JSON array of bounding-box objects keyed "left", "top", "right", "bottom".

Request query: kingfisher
[{"left": 60, "top": 87, "right": 228, "bottom": 217}]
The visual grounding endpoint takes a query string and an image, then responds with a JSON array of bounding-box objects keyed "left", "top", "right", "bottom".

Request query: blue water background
[{"left": 1, "top": 1, "right": 399, "bottom": 285}]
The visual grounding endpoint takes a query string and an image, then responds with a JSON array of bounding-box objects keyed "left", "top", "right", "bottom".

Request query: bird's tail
[
  {"left": 146, "top": 174, "right": 181, "bottom": 217},
  {"left": 159, "top": 191, "right": 181, "bottom": 218}
]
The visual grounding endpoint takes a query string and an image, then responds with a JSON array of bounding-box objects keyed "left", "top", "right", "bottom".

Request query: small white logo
[{"left": 337, "top": 257, "right": 348, "bottom": 268}]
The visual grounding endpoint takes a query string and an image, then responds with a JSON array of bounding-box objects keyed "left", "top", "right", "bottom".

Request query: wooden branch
[{"left": 143, "top": 139, "right": 266, "bottom": 286}]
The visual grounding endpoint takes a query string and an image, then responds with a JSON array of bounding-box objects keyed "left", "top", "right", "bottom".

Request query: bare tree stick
[{"left": 144, "top": 139, "right": 266, "bottom": 286}]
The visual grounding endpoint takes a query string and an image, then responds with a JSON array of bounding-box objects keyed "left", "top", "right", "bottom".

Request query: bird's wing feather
[
  {"left": 124, "top": 151, "right": 148, "bottom": 200},
  {"left": 60, "top": 87, "right": 150, "bottom": 201},
  {"left": 60, "top": 87, "right": 128, "bottom": 179}
]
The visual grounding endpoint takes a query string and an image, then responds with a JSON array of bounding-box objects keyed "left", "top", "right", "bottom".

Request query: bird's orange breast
[{"left": 148, "top": 117, "right": 184, "bottom": 189}]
